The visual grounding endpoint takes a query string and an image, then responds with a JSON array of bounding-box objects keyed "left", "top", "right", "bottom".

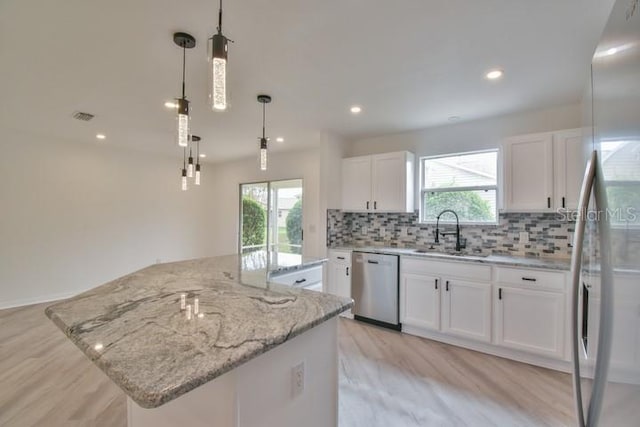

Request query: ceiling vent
[{"left": 72, "top": 111, "right": 95, "bottom": 121}]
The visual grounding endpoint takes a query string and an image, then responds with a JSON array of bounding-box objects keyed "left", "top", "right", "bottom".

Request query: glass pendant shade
[
  {"left": 187, "top": 151, "right": 194, "bottom": 178},
  {"left": 176, "top": 98, "right": 190, "bottom": 147},
  {"left": 209, "top": 34, "right": 228, "bottom": 111},
  {"left": 260, "top": 138, "right": 268, "bottom": 171},
  {"left": 181, "top": 169, "right": 188, "bottom": 191},
  {"left": 195, "top": 164, "right": 201, "bottom": 185}
]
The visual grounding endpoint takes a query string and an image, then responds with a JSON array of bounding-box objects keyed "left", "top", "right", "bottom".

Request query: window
[{"left": 420, "top": 150, "right": 498, "bottom": 223}]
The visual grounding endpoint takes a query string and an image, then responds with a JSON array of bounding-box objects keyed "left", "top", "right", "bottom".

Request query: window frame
[{"left": 419, "top": 148, "right": 500, "bottom": 225}]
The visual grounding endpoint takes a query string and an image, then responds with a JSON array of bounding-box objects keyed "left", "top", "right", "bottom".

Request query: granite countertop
[
  {"left": 332, "top": 246, "right": 572, "bottom": 271},
  {"left": 45, "top": 253, "right": 351, "bottom": 409}
]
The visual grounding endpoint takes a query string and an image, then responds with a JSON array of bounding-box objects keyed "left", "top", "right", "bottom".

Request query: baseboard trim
[
  {"left": 401, "top": 324, "right": 572, "bottom": 373},
  {"left": 0, "top": 290, "right": 84, "bottom": 310}
]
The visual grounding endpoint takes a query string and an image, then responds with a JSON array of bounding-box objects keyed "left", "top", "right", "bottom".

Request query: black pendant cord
[
  {"left": 183, "top": 148, "right": 187, "bottom": 169},
  {"left": 217, "top": 0, "right": 223, "bottom": 33},
  {"left": 196, "top": 140, "right": 200, "bottom": 165},
  {"left": 181, "top": 44, "right": 186, "bottom": 99},
  {"left": 262, "top": 102, "right": 266, "bottom": 139}
]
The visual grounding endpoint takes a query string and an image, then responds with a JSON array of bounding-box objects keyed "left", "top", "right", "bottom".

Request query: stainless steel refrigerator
[{"left": 571, "top": 0, "right": 640, "bottom": 425}]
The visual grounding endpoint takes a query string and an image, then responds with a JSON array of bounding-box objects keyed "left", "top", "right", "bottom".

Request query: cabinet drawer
[
  {"left": 270, "top": 266, "right": 323, "bottom": 288},
  {"left": 401, "top": 257, "right": 491, "bottom": 282},
  {"left": 329, "top": 250, "right": 352, "bottom": 265},
  {"left": 496, "top": 267, "right": 565, "bottom": 291}
]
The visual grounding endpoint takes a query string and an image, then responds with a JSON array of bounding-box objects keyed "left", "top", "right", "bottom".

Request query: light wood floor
[{"left": 0, "top": 303, "right": 574, "bottom": 426}]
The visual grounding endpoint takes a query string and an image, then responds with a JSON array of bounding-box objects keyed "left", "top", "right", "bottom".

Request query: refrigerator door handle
[{"left": 569, "top": 150, "right": 597, "bottom": 427}]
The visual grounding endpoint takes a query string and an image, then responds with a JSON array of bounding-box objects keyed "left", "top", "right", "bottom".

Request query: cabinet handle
[
  {"left": 562, "top": 197, "right": 566, "bottom": 208},
  {"left": 346, "top": 267, "right": 349, "bottom": 276},
  {"left": 446, "top": 281, "right": 449, "bottom": 292},
  {"left": 522, "top": 277, "right": 537, "bottom": 282},
  {"left": 374, "top": 201, "right": 377, "bottom": 210},
  {"left": 294, "top": 278, "right": 307, "bottom": 284},
  {"left": 366, "top": 201, "right": 370, "bottom": 210},
  {"left": 547, "top": 197, "right": 551, "bottom": 208},
  {"left": 435, "top": 279, "right": 438, "bottom": 290},
  {"left": 499, "top": 288, "right": 502, "bottom": 300},
  {"left": 367, "top": 260, "right": 379, "bottom": 264},
  {"left": 337, "top": 256, "right": 345, "bottom": 260}
]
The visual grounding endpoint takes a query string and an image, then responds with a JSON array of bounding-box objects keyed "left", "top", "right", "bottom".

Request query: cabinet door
[
  {"left": 553, "top": 129, "right": 583, "bottom": 210},
  {"left": 504, "top": 133, "right": 554, "bottom": 211},
  {"left": 400, "top": 273, "right": 440, "bottom": 331},
  {"left": 371, "top": 152, "right": 410, "bottom": 212},
  {"left": 341, "top": 156, "right": 372, "bottom": 211},
  {"left": 495, "top": 286, "right": 565, "bottom": 359},
  {"left": 441, "top": 279, "right": 492, "bottom": 342},
  {"left": 327, "top": 261, "right": 352, "bottom": 317}
]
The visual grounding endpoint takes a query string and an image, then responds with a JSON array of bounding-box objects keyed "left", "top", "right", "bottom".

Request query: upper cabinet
[
  {"left": 502, "top": 128, "right": 583, "bottom": 211},
  {"left": 341, "top": 151, "right": 415, "bottom": 213},
  {"left": 553, "top": 129, "right": 583, "bottom": 210}
]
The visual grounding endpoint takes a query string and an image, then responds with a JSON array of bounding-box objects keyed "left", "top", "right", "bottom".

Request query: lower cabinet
[
  {"left": 399, "top": 257, "right": 570, "bottom": 368},
  {"left": 441, "top": 279, "right": 492, "bottom": 343},
  {"left": 327, "top": 250, "right": 352, "bottom": 317},
  {"left": 400, "top": 273, "right": 440, "bottom": 331},
  {"left": 494, "top": 286, "right": 565, "bottom": 359}
]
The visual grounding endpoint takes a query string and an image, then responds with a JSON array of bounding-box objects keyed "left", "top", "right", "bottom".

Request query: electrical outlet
[
  {"left": 361, "top": 226, "right": 368, "bottom": 236},
  {"left": 379, "top": 227, "right": 385, "bottom": 238},
  {"left": 292, "top": 361, "right": 305, "bottom": 397},
  {"left": 519, "top": 232, "right": 529, "bottom": 244}
]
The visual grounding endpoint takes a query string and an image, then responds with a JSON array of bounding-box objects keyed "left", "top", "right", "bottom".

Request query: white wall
[
  {"left": 347, "top": 103, "right": 582, "bottom": 157},
  {"left": 0, "top": 129, "right": 216, "bottom": 308},
  {"left": 318, "top": 132, "right": 347, "bottom": 255},
  {"left": 206, "top": 148, "right": 323, "bottom": 258}
]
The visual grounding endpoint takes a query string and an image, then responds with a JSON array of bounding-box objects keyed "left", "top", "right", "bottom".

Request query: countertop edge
[
  {"left": 269, "top": 258, "right": 328, "bottom": 276},
  {"left": 330, "top": 246, "right": 571, "bottom": 271}
]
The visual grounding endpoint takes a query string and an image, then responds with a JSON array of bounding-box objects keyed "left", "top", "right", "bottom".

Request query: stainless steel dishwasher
[{"left": 351, "top": 251, "right": 400, "bottom": 330}]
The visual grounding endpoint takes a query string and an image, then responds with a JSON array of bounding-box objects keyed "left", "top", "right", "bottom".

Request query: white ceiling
[{"left": 0, "top": 0, "right": 614, "bottom": 162}]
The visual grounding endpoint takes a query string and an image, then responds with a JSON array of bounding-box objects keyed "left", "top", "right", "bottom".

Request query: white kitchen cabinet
[
  {"left": 327, "top": 250, "right": 352, "bottom": 317},
  {"left": 494, "top": 266, "right": 566, "bottom": 359},
  {"left": 441, "top": 279, "right": 492, "bottom": 343},
  {"left": 495, "top": 286, "right": 565, "bottom": 358},
  {"left": 553, "top": 128, "right": 583, "bottom": 210},
  {"left": 503, "top": 128, "right": 583, "bottom": 211},
  {"left": 503, "top": 132, "right": 554, "bottom": 211},
  {"left": 400, "top": 273, "right": 441, "bottom": 331},
  {"left": 341, "top": 151, "right": 414, "bottom": 213},
  {"left": 341, "top": 157, "right": 372, "bottom": 211}
]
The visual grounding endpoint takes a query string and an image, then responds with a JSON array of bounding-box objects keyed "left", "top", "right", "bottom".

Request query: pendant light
[
  {"left": 181, "top": 148, "right": 188, "bottom": 191},
  {"left": 257, "top": 95, "right": 271, "bottom": 171},
  {"left": 208, "top": 0, "right": 231, "bottom": 111},
  {"left": 192, "top": 135, "right": 202, "bottom": 185},
  {"left": 187, "top": 145, "right": 194, "bottom": 178},
  {"left": 173, "top": 32, "right": 196, "bottom": 147}
]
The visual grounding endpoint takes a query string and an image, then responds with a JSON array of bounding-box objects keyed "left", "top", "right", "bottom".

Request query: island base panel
[{"left": 128, "top": 317, "right": 338, "bottom": 427}]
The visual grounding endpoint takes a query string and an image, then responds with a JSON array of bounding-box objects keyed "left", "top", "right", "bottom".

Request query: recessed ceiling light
[
  {"left": 350, "top": 106, "right": 362, "bottom": 114},
  {"left": 96, "top": 134, "right": 106, "bottom": 140},
  {"left": 276, "top": 137, "right": 284, "bottom": 143},
  {"left": 448, "top": 116, "right": 461, "bottom": 122},
  {"left": 199, "top": 153, "right": 206, "bottom": 158},
  {"left": 94, "top": 343, "right": 104, "bottom": 351},
  {"left": 164, "top": 101, "right": 178, "bottom": 109},
  {"left": 485, "top": 69, "right": 504, "bottom": 80}
]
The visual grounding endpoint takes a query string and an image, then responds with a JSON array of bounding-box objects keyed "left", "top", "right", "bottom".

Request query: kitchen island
[{"left": 45, "top": 252, "right": 352, "bottom": 427}]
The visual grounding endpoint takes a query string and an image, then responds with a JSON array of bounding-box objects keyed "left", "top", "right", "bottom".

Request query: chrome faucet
[{"left": 434, "top": 209, "right": 466, "bottom": 252}]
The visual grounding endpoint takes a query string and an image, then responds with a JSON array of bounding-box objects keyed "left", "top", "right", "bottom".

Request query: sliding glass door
[{"left": 240, "top": 179, "right": 303, "bottom": 256}]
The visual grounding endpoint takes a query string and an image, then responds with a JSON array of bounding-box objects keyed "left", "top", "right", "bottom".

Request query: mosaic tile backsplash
[{"left": 327, "top": 210, "right": 575, "bottom": 258}]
